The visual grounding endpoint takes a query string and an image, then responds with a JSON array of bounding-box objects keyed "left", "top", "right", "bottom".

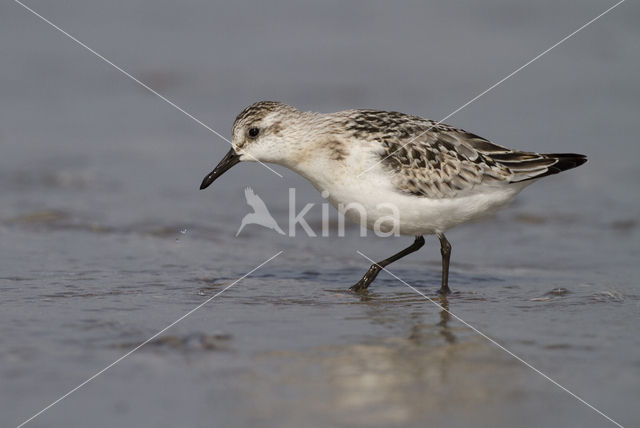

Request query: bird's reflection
[
  {"left": 437, "top": 295, "right": 456, "bottom": 344},
  {"left": 354, "top": 287, "right": 457, "bottom": 345},
  {"left": 322, "top": 290, "right": 465, "bottom": 424},
  {"left": 404, "top": 292, "right": 456, "bottom": 346}
]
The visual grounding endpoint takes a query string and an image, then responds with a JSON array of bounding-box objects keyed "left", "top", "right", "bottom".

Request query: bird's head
[{"left": 200, "top": 101, "right": 300, "bottom": 190}]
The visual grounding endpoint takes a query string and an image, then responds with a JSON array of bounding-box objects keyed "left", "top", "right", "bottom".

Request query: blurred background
[{"left": 1, "top": 1, "right": 638, "bottom": 427}]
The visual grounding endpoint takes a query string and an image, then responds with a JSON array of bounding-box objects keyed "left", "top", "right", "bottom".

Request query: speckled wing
[
  {"left": 383, "top": 127, "right": 510, "bottom": 197},
  {"left": 347, "top": 110, "right": 581, "bottom": 199}
]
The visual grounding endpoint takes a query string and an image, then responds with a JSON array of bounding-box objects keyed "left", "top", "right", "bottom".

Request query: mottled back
[{"left": 345, "top": 110, "right": 585, "bottom": 198}]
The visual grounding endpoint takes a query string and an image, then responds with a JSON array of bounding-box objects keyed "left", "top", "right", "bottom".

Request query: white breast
[{"left": 291, "top": 142, "right": 529, "bottom": 236}]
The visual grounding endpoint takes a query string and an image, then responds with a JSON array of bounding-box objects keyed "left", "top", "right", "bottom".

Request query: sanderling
[{"left": 200, "top": 101, "right": 586, "bottom": 294}]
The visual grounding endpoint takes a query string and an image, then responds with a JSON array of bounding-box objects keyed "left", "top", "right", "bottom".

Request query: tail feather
[{"left": 504, "top": 153, "right": 587, "bottom": 183}]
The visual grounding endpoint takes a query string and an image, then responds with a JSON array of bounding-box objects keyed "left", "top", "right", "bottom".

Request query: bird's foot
[
  {"left": 349, "top": 265, "right": 381, "bottom": 293},
  {"left": 438, "top": 285, "right": 451, "bottom": 295},
  {"left": 349, "top": 279, "right": 370, "bottom": 293}
]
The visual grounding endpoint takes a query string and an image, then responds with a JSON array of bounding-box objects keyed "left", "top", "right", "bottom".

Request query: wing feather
[{"left": 345, "top": 110, "right": 586, "bottom": 198}]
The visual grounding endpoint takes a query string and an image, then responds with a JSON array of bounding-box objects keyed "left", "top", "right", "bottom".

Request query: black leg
[
  {"left": 437, "top": 232, "right": 452, "bottom": 294},
  {"left": 350, "top": 236, "right": 425, "bottom": 292}
]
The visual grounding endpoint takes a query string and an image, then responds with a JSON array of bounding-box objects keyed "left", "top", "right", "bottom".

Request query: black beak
[{"left": 199, "top": 148, "right": 241, "bottom": 190}]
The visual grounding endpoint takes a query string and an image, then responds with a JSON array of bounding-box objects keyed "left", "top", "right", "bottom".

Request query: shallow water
[{"left": 2, "top": 0, "right": 640, "bottom": 427}]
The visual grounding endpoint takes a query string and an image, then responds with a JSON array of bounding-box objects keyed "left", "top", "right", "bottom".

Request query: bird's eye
[{"left": 248, "top": 127, "right": 260, "bottom": 138}]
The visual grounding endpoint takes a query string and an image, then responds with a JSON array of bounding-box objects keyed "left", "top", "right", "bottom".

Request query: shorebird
[{"left": 200, "top": 101, "right": 586, "bottom": 294}]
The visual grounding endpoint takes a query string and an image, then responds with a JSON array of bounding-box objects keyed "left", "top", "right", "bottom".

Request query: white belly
[
  {"left": 300, "top": 166, "right": 526, "bottom": 236},
  {"left": 335, "top": 185, "right": 523, "bottom": 235},
  {"left": 289, "top": 147, "right": 529, "bottom": 236}
]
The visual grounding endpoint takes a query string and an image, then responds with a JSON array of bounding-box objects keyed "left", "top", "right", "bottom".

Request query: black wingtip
[
  {"left": 545, "top": 153, "right": 588, "bottom": 172},
  {"left": 507, "top": 153, "right": 587, "bottom": 183}
]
